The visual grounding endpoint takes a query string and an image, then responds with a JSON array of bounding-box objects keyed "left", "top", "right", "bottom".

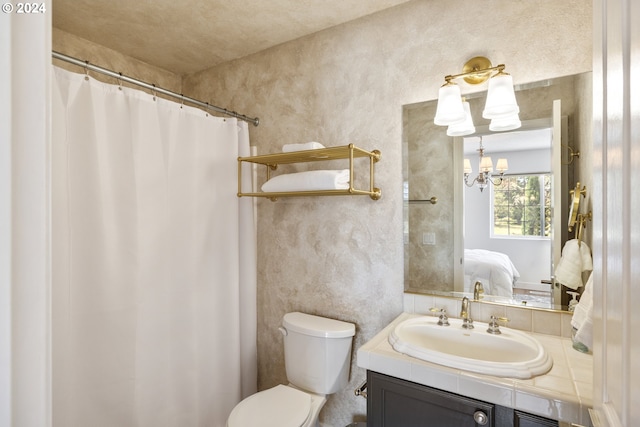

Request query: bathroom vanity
[
  {"left": 357, "top": 313, "right": 592, "bottom": 426},
  {"left": 367, "top": 371, "right": 556, "bottom": 426}
]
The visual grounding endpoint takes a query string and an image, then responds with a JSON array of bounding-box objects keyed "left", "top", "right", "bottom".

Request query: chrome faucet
[
  {"left": 473, "top": 281, "right": 484, "bottom": 300},
  {"left": 460, "top": 296, "right": 473, "bottom": 329},
  {"left": 429, "top": 307, "right": 450, "bottom": 326},
  {"left": 487, "top": 315, "right": 510, "bottom": 334}
]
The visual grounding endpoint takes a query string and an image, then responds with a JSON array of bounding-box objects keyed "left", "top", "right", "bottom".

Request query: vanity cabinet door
[
  {"left": 514, "top": 411, "right": 558, "bottom": 427},
  {"left": 367, "top": 371, "right": 512, "bottom": 427}
]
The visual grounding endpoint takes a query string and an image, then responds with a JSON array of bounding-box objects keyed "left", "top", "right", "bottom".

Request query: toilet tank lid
[{"left": 283, "top": 312, "right": 355, "bottom": 338}]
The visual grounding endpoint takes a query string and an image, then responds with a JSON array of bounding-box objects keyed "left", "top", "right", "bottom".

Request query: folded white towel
[
  {"left": 282, "top": 142, "right": 325, "bottom": 152},
  {"left": 571, "top": 272, "right": 593, "bottom": 349},
  {"left": 554, "top": 239, "right": 593, "bottom": 290},
  {"left": 261, "top": 169, "right": 350, "bottom": 192}
]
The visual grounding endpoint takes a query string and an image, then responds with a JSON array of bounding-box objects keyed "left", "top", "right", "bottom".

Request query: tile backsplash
[{"left": 404, "top": 293, "right": 573, "bottom": 338}]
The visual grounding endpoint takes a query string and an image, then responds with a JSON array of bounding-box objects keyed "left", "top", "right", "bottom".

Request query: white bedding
[{"left": 464, "top": 249, "right": 520, "bottom": 297}]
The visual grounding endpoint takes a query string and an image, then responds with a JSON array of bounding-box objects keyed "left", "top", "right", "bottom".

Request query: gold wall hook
[
  {"left": 576, "top": 211, "right": 592, "bottom": 246},
  {"left": 562, "top": 144, "right": 581, "bottom": 165}
]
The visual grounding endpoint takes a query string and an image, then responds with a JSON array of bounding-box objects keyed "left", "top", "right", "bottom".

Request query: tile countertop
[{"left": 357, "top": 313, "right": 593, "bottom": 426}]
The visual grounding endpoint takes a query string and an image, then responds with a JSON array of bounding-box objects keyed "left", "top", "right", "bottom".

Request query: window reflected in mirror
[{"left": 491, "top": 174, "right": 551, "bottom": 238}]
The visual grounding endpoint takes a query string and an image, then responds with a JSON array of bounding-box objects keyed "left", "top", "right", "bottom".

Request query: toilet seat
[{"left": 227, "top": 385, "right": 312, "bottom": 427}]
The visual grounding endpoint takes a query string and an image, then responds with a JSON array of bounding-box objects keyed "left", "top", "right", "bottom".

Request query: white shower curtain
[{"left": 51, "top": 66, "right": 257, "bottom": 427}]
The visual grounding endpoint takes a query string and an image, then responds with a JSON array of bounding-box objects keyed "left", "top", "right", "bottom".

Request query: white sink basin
[{"left": 388, "top": 316, "right": 552, "bottom": 379}]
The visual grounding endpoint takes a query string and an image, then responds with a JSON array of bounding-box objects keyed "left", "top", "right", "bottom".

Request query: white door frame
[{"left": 0, "top": 4, "right": 52, "bottom": 427}]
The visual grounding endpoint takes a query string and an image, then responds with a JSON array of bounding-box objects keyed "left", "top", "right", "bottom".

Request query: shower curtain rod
[{"left": 52, "top": 51, "right": 260, "bottom": 126}]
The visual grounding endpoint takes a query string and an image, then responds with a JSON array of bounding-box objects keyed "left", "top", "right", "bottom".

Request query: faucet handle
[
  {"left": 429, "top": 307, "right": 450, "bottom": 326},
  {"left": 460, "top": 297, "right": 474, "bottom": 329},
  {"left": 462, "top": 317, "right": 474, "bottom": 329},
  {"left": 487, "top": 315, "right": 509, "bottom": 334}
]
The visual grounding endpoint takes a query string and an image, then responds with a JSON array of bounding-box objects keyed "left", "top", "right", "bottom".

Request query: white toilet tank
[{"left": 281, "top": 312, "right": 356, "bottom": 395}]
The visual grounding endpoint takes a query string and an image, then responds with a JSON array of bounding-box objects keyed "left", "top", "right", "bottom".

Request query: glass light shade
[
  {"left": 482, "top": 72, "right": 520, "bottom": 119},
  {"left": 495, "top": 158, "right": 509, "bottom": 173},
  {"left": 434, "top": 83, "right": 465, "bottom": 126},
  {"left": 446, "top": 101, "right": 476, "bottom": 136},
  {"left": 463, "top": 158, "right": 473, "bottom": 174},
  {"left": 479, "top": 156, "right": 493, "bottom": 173},
  {"left": 489, "top": 113, "right": 522, "bottom": 131}
]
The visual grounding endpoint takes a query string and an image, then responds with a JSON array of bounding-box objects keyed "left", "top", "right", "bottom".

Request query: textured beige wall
[
  {"left": 574, "top": 72, "right": 594, "bottom": 250},
  {"left": 404, "top": 101, "right": 456, "bottom": 292},
  {"left": 183, "top": 1, "right": 592, "bottom": 425}
]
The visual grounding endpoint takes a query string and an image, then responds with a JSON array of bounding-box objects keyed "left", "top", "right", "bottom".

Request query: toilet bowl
[
  {"left": 226, "top": 384, "right": 325, "bottom": 427},
  {"left": 226, "top": 312, "right": 355, "bottom": 427}
]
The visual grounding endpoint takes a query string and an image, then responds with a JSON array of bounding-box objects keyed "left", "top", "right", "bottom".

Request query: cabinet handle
[{"left": 473, "top": 410, "right": 488, "bottom": 425}]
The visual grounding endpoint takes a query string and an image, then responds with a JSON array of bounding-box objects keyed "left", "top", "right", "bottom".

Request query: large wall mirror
[{"left": 403, "top": 72, "right": 592, "bottom": 311}]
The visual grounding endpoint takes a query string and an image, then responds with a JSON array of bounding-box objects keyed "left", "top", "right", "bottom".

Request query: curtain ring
[
  {"left": 180, "top": 94, "right": 184, "bottom": 109},
  {"left": 151, "top": 84, "right": 157, "bottom": 101},
  {"left": 117, "top": 72, "right": 123, "bottom": 90},
  {"left": 205, "top": 102, "right": 209, "bottom": 116},
  {"left": 83, "top": 60, "right": 90, "bottom": 81}
]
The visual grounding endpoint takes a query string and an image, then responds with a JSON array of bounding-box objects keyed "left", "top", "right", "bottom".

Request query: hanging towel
[
  {"left": 554, "top": 239, "right": 593, "bottom": 290},
  {"left": 261, "top": 169, "right": 350, "bottom": 192},
  {"left": 571, "top": 272, "right": 593, "bottom": 349},
  {"left": 282, "top": 142, "right": 325, "bottom": 152}
]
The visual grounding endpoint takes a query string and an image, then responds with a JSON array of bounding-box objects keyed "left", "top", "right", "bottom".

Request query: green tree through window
[{"left": 492, "top": 174, "right": 551, "bottom": 237}]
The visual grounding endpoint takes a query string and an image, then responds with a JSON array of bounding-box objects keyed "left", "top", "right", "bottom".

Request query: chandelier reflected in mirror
[{"left": 464, "top": 136, "right": 508, "bottom": 192}]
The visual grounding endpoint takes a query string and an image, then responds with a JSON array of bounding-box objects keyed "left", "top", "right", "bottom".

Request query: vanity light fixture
[
  {"left": 434, "top": 57, "right": 521, "bottom": 136},
  {"left": 446, "top": 98, "right": 475, "bottom": 136},
  {"left": 489, "top": 113, "right": 522, "bottom": 132},
  {"left": 464, "top": 136, "right": 508, "bottom": 192}
]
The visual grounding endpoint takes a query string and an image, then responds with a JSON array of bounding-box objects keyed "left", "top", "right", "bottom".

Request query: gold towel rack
[
  {"left": 237, "top": 144, "right": 381, "bottom": 201},
  {"left": 567, "top": 182, "right": 592, "bottom": 245},
  {"left": 408, "top": 197, "right": 438, "bottom": 205},
  {"left": 575, "top": 212, "right": 592, "bottom": 246}
]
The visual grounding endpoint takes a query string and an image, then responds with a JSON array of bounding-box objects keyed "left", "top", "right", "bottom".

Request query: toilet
[{"left": 227, "top": 312, "right": 356, "bottom": 427}]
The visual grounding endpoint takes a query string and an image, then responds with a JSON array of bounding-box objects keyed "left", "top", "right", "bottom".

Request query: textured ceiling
[{"left": 52, "top": 0, "right": 413, "bottom": 76}]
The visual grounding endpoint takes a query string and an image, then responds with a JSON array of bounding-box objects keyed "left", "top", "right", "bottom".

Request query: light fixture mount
[
  {"left": 461, "top": 56, "right": 494, "bottom": 85},
  {"left": 443, "top": 56, "right": 506, "bottom": 86}
]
